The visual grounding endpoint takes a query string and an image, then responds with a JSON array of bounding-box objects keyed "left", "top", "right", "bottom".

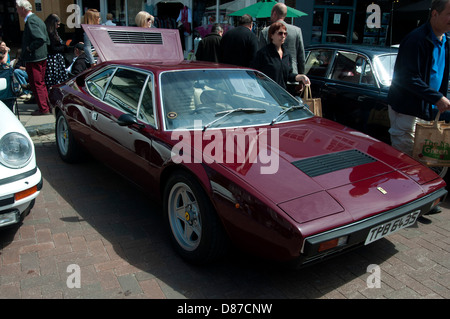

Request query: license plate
[{"left": 365, "top": 210, "right": 420, "bottom": 245}]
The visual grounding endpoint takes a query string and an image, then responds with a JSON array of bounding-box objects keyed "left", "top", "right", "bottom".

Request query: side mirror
[{"left": 117, "top": 113, "right": 143, "bottom": 128}]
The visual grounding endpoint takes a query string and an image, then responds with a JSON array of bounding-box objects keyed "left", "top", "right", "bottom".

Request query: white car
[{"left": 0, "top": 78, "right": 42, "bottom": 228}]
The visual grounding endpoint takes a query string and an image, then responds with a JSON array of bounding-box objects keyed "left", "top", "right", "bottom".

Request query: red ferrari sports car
[{"left": 48, "top": 25, "right": 447, "bottom": 267}]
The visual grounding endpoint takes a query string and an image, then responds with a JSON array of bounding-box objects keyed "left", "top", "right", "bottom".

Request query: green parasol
[{"left": 228, "top": 0, "right": 307, "bottom": 18}]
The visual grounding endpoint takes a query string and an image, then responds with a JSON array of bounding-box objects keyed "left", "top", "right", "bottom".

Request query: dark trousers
[
  {"left": 432, "top": 108, "right": 450, "bottom": 123},
  {"left": 26, "top": 59, "right": 50, "bottom": 113}
]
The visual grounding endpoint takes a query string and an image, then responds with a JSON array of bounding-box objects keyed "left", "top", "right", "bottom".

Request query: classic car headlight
[{"left": 0, "top": 132, "right": 33, "bottom": 168}]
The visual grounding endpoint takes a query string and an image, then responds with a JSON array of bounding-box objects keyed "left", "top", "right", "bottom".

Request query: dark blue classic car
[{"left": 305, "top": 44, "right": 398, "bottom": 144}]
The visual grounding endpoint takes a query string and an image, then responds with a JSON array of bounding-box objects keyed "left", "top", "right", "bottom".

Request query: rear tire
[
  {"left": 163, "top": 171, "right": 228, "bottom": 264},
  {"left": 55, "top": 112, "right": 82, "bottom": 163}
]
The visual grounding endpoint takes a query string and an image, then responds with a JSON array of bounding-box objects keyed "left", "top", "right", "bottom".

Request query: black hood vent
[{"left": 292, "top": 149, "right": 376, "bottom": 177}]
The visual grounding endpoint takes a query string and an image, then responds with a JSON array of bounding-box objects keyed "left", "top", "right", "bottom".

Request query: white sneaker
[{"left": 19, "top": 94, "right": 32, "bottom": 100}]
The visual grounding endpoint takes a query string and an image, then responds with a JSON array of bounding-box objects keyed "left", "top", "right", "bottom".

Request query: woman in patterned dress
[{"left": 44, "top": 14, "right": 68, "bottom": 89}]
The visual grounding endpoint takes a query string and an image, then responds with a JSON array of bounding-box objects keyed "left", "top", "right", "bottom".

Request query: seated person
[
  {"left": 0, "top": 48, "right": 15, "bottom": 111},
  {"left": 66, "top": 43, "right": 90, "bottom": 78},
  {"left": 0, "top": 41, "right": 10, "bottom": 65},
  {"left": 12, "top": 51, "right": 32, "bottom": 100}
]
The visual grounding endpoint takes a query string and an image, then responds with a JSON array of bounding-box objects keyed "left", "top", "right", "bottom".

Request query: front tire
[
  {"left": 164, "top": 171, "right": 228, "bottom": 264},
  {"left": 430, "top": 166, "right": 448, "bottom": 179}
]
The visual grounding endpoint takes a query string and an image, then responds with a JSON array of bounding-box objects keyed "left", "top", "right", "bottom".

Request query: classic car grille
[
  {"left": 292, "top": 149, "right": 376, "bottom": 177},
  {"left": 107, "top": 31, "right": 163, "bottom": 45}
]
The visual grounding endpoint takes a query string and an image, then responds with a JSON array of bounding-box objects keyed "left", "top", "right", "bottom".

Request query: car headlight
[{"left": 0, "top": 132, "right": 33, "bottom": 168}]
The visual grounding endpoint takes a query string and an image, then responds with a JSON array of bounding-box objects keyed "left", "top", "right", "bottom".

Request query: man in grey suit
[{"left": 259, "top": 2, "right": 305, "bottom": 76}]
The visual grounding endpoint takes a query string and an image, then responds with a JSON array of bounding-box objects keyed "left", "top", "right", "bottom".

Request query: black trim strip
[
  {"left": 0, "top": 167, "right": 38, "bottom": 186},
  {"left": 0, "top": 195, "right": 14, "bottom": 206}
]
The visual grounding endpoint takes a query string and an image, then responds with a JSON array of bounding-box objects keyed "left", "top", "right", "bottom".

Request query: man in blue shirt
[
  {"left": 388, "top": 0, "right": 450, "bottom": 157},
  {"left": 430, "top": 30, "right": 450, "bottom": 122},
  {"left": 388, "top": 0, "right": 450, "bottom": 215}
]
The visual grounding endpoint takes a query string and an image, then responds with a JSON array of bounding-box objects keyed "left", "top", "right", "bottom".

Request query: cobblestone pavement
[{"left": 0, "top": 134, "right": 449, "bottom": 299}]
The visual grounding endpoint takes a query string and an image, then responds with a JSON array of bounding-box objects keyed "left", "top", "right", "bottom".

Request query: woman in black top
[
  {"left": 44, "top": 14, "right": 68, "bottom": 89},
  {"left": 251, "top": 22, "right": 309, "bottom": 90}
]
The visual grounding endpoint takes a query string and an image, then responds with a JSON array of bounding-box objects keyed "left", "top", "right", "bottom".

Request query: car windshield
[
  {"left": 160, "top": 69, "right": 312, "bottom": 130},
  {"left": 373, "top": 53, "right": 397, "bottom": 86}
]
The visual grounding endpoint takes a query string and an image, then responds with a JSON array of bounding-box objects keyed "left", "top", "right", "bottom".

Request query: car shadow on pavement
[{"left": 0, "top": 143, "right": 411, "bottom": 299}]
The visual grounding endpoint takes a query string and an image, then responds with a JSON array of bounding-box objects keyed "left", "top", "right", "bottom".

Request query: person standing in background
[
  {"left": 44, "top": 14, "right": 68, "bottom": 89},
  {"left": 195, "top": 23, "right": 223, "bottom": 63},
  {"left": 83, "top": 8, "right": 100, "bottom": 66},
  {"left": 259, "top": 3, "right": 306, "bottom": 95},
  {"left": 16, "top": 0, "right": 51, "bottom": 115},
  {"left": 388, "top": 0, "right": 450, "bottom": 215},
  {"left": 388, "top": 0, "right": 450, "bottom": 156},
  {"left": 251, "top": 22, "right": 310, "bottom": 90},
  {"left": 135, "top": 11, "right": 154, "bottom": 28},
  {"left": 219, "top": 14, "right": 258, "bottom": 67},
  {"left": 103, "top": 13, "right": 116, "bottom": 26},
  {"left": 259, "top": 3, "right": 305, "bottom": 74}
]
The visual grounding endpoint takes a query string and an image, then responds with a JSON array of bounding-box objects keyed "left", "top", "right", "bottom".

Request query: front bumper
[
  {"left": 299, "top": 187, "right": 448, "bottom": 265},
  {"left": 0, "top": 167, "right": 43, "bottom": 228}
]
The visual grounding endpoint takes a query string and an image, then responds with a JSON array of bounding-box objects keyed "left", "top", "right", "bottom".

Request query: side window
[
  {"left": 104, "top": 68, "right": 147, "bottom": 115},
  {"left": 331, "top": 51, "right": 361, "bottom": 84},
  {"left": 86, "top": 68, "right": 115, "bottom": 99},
  {"left": 138, "top": 79, "right": 155, "bottom": 126},
  {"left": 359, "top": 59, "right": 376, "bottom": 86},
  {"left": 305, "top": 49, "right": 334, "bottom": 77}
]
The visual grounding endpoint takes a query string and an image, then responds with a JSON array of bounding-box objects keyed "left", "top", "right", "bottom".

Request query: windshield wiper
[
  {"left": 270, "top": 105, "right": 305, "bottom": 126},
  {"left": 202, "top": 108, "right": 266, "bottom": 131}
]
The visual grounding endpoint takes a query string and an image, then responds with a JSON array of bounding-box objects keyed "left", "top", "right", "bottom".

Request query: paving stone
[{"left": 1, "top": 139, "right": 449, "bottom": 299}]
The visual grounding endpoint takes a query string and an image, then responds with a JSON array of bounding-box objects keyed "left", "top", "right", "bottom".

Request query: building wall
[{"left": 18, "top": 0, "right": 75, "bottom": 34}]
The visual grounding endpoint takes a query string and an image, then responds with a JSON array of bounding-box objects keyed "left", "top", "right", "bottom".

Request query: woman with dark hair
[
  {"left": 44, "top": 13, "right": 68, "bottom": 89},
  {"left": 251, "top": 22, "right": 309, "bottom": 90}
]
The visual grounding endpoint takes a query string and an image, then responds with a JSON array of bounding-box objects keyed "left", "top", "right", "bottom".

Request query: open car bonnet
[{"left": 81, "top": 24, "right": 184, "bottom": 64}]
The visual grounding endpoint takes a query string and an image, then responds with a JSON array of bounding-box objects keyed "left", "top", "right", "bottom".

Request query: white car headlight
[{"left": 0, "top": 132, "right": 33, "bottom": 168}]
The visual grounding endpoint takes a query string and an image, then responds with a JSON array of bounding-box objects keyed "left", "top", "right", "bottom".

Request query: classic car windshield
[
  {"left": 373, "top": 54, "right": 397, "bottom": 86},
  {"left": 160, "top": 69, "right": 312, "bottom": 130}
]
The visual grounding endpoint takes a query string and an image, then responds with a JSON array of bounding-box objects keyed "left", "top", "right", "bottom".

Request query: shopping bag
[
  {"left": 302, "top": 85, "right": 322, "bottom": 117},
  {"left": 412, "top": 112, "right": 450, "bottom": 167}
]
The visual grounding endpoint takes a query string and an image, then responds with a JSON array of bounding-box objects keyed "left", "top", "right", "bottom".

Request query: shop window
[{"left": 315, "top": 0, "right": 354, "bottom": 6}]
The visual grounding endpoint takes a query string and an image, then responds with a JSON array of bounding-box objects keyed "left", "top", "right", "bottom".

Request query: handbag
[
  {"left": 412, "top": 111, "right": 450, "bottom": 167},
  {"left": 302, "top": 85, "right": 322, "bottom": 117}
]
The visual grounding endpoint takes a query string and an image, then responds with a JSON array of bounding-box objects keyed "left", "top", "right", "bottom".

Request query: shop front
[
  {"left": 306, "top": 0, "right": 431, "bottom": 47},
  {"left": 2, "top": 0, "right": 433, "bottom": 55}
]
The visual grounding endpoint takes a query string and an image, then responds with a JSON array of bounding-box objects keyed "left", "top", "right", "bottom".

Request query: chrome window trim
[{"left": 85, "top": 65, "right": 158, "bottom": 129}]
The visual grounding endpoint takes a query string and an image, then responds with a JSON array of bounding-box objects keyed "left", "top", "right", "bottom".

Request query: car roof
[
  {"left": 306, "top": 43, "right": 398, "bottom": 58},
  {"left": 82, "top": 24, "right": 184, "bottom": 64}
]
